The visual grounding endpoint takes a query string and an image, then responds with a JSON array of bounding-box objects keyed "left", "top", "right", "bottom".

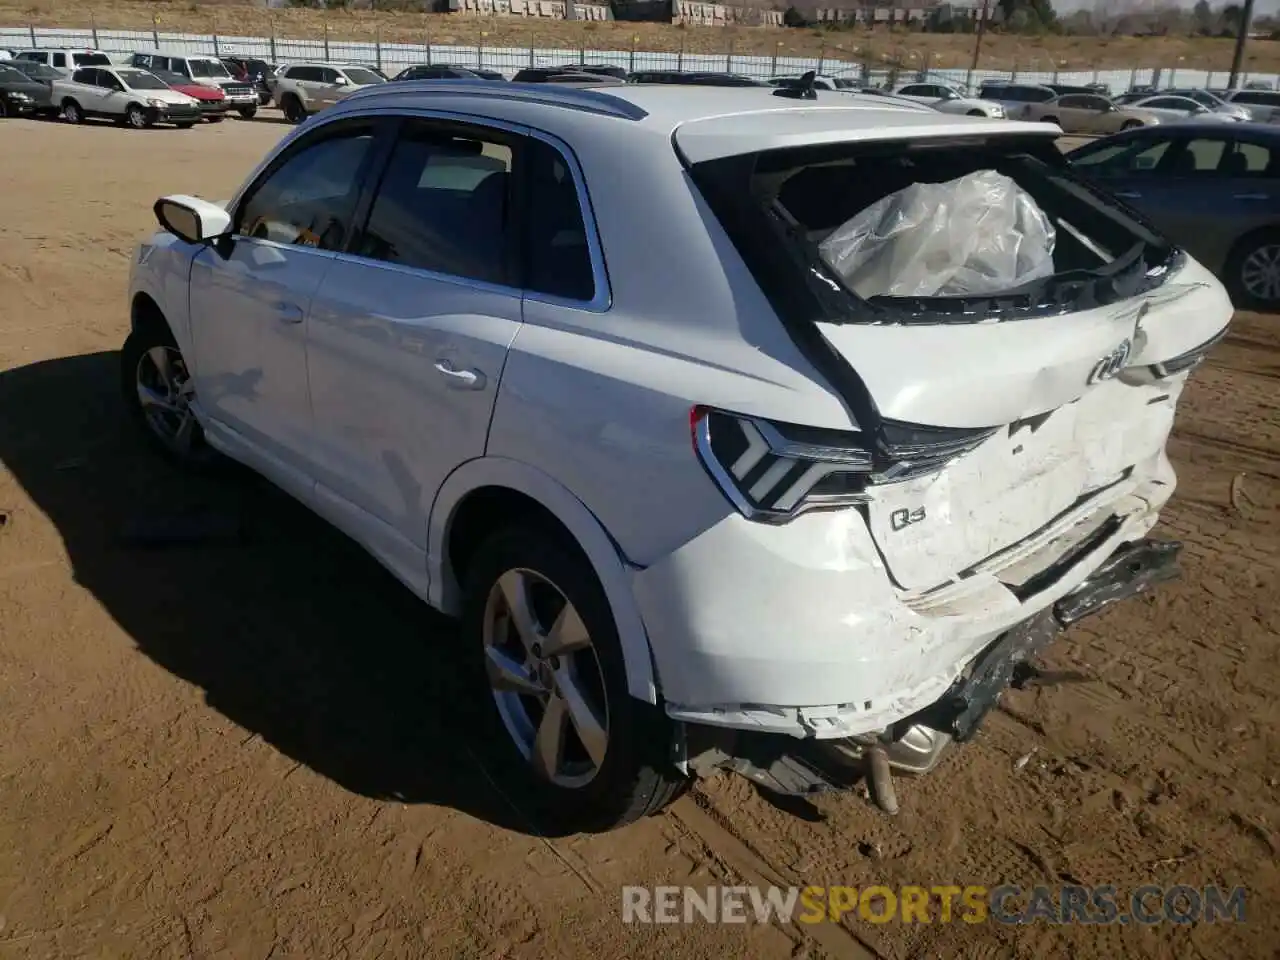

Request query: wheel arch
[{"left": 428, "top": 457, "right": 658, "bottom": 704}]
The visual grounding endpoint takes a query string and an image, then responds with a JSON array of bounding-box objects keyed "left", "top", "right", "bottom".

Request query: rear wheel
[
  {"left": 237, "top": 105, "right": 258, "bottom": 120},
  {"left": 281, "top": 95, "right": 304, "bottom": 124},
  {"left": 1226, "top": 229, "right": 1280, "bottom": 310},
  {"left": 463, "top": 526, "right": 687, "bottom": 833},
  {"left": 61, "top": 99, "right": 83, "bottom": 123},
  {"left": 1121, "top": 119, "right": 1142, "bottom": 130}
]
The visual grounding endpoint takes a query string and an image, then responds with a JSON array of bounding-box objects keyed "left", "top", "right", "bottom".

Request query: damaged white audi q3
[{"left": 124, "top": 77, "right": 1232, "bottom": 832}]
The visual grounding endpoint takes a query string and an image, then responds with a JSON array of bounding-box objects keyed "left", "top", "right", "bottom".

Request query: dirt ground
[
  {"left": 6, "top": 0, "right": 1280, "bottom": 72},
  {"left": 0, "top": 115, "right": 1278, "bottom": 960}
]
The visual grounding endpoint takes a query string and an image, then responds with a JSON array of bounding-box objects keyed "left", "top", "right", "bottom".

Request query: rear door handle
[
  {"left": 276, "top": 302, "right": 304, "bottom": 324},
  {"left": 1233, "top": 193, "right": 1270, "bottom": 200},
  {"left": 434, "top": 359, "right": 486, "bottom": 390}
]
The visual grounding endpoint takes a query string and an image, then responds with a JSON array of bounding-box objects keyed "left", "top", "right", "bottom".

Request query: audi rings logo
[{"left": 1087, "top": 338, "right": 1133, "bottom": 385}]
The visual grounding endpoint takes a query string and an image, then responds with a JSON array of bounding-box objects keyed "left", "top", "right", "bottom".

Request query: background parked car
[
  {"left": 11, "top": 47, "right": 111, "bottom": 78},
  {"left": 977, "top": 80, "right": 1057, "bottom": 117},
  {"left": 1068, "top": 123, "right": 1280, "bottom": 308},
  {"left": 129, "top": 50, "right": 259, "bottom": 118},
  {"left": 1220, "top": 88, "right": 1280, "bottom": 123},
  {"left": 629, "top": 70, "right": 769, "bottom": 86},
  {"left": 53, "top": 65, "right": 201, "bottom": 128},
  {"left": 1024, "top": 92, "right": 1162, "bottom": 133},
  {"left": 557, "top": 63, "right": 628, "bottom": 80},
  {"left": 1121, "top": 94, "right": 1239, "bottom": 123},
  {"left": 891, "top": 81, "right": 1006, "bottom": 117},
  {"left": 152, "top": 69, "right": 229, "bottom": 122},
  {"left": 6, "top": 57, "right": 61, "bottom": 101},
  {"left": 0, "top": 61, "right": 53, "bottom": 117},
  {"left": 219, "top": 56, "right": 275, "bottom": 105},
  {"left": 1160, "top": 88, "right": 1253, "bottom": 121},
  {"left": 393, "top": 64, "right": 492, "bottom": 81},
  {"left": 271, "top": 62, "right": 385, "bottom": 123}
]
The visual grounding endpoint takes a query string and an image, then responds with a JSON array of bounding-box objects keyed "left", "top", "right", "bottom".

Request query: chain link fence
[{"left": 3, "top": 24, "right": 1277, "bottom": 92}]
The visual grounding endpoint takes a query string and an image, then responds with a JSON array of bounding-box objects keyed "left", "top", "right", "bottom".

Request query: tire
[
  {"left": 0, "top": 97, "right": 9, "bottom": 119},
  {"left": 1224, "top": 228, "right": 1280, "bottom": 311},
  {"left": 1122, "top": 120, "right": 1142, "bottom": 130},
  {"left": 206, "top": 114, "right": 225, "bottom": 123},
  {"left": 237, "top": 105, "right": 258, "bottom": 120},
  {"left": 967, "top": 108, "right": 985, "bottom": 117},
  {"left": 462, "top": 525, "right": 687, "bottom": 833},
  {"left": 1042, "top": 115, "right": 1059, "bottom": 126},
  {"left": 126, "top": 104, "right": 151, "bottom": 129},
  {"left": 61, "top": 99, "right": 83, "bottom": 123},
  {"left": 281, "top": 95, "right": 305, "bottom": 125},
  {"left": 120, "top": 319, "right": 216, "bottom": 469},
  {"left": 176, "top": 122, "right": 195, "bottom": 129}
]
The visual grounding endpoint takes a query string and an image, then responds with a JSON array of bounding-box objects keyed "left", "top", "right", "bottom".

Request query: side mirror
[{"left": 153, "top": 195, "right": 231, "bottom": 245}]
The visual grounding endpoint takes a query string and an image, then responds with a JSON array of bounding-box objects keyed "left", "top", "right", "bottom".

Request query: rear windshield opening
[{"left": 690, "top": 136, "right": 1180, "bottom": 326}]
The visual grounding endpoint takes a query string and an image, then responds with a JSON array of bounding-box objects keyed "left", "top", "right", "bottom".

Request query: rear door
[{"left": 305, "top": 116, "right": 525, "bottom": 572}]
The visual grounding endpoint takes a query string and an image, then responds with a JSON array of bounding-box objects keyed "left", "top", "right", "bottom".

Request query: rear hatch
[{"left": 682, "top": 111, "right": 1233, "bottom": 591}]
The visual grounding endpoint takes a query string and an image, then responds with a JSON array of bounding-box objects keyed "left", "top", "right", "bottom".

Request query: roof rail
[{"left": 340, "top": 78, "right": 649, "bottom": 121}]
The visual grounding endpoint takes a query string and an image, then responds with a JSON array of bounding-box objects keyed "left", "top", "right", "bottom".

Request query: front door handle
[
  {"left": 276, "top": 302, "right": 304, "bottom": 324},
  {"left": 434, "top": 359, "right": 486, "bottom": 390}
]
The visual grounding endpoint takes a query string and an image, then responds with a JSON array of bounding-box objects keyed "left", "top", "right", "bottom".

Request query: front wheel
[
  {"left": 126, "top": 104, "right": 151, "bottom": 129},
  {"left": 281, "top": 96, "right": 304, "bottom": 124},
  {"left": 120, "top": 321, "right": 216, "bottom": 468},
  {"left": 206, "top": 114, "right": 225, "bottom": 123},
  {"left": 463, "top": 526, "right": 687, "bottom": 833},
  {"left": 1226, "top": 229, "right": 1280, "bottom": 310},
  {"left": 61, "top": 99, "right": 83, "bottom": 123},
  {"left": 175, "top": 121, "right": 195, "bottom": 129},
  {"left": 237, "top": 105, "right": 258, "bottom": 120},
  {"left": 1121, "top": 119, "right": 1142, "bottom": 130}
]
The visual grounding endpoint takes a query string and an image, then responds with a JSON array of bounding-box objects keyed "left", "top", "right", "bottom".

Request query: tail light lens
[{"left": 691, "top": 407, "right": 996, "bottom": 523}]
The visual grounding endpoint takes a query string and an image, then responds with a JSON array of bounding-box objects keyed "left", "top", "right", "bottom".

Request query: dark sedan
[
  {"left": 0, "top": 62, "right": 53, "bottom": 117},
  {"left": 1068, "top": 123, "right": 1280, "bottom": 309}
]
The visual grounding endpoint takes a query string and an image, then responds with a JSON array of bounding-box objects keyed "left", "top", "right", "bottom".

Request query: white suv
[
  {"left": 12, "top": 47, "right": 112, "bottom": 77},
  {"left": 271, "top": 61, "right": 385, "bottom": 123},
  {"left": 130, "top": 50, "right": 260, "bottom": 118},
  {"left": 124, "top": 81, "right": 1231, "bottom": 832},
  {"left": 53, "top": 66, "right": 201, "bottom": 128}
]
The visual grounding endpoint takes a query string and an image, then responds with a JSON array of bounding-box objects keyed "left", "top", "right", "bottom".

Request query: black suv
[{"left": 220, "top": 56, "right": 274, "bottom": 105}]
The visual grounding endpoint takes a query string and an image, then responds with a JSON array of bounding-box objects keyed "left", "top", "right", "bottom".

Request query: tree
[
  {"left": 998, "top": 0, "right": 1057, "bottom": 32},
  {"left": 1192, "top": 0, "right": 1214, "bottom": 34}
]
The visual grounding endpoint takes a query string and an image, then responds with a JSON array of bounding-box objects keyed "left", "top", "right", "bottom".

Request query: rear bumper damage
[{"left": 682, "top": 537, "right": 1182, "bottom": 799}]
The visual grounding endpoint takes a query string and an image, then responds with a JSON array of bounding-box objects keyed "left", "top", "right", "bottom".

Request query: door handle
[
  {"left": 275, "top": 302, "right": 304, "bottom": 324},
  {"left": 1233, "top": 193, "right": 1269, "bottom": 201},
  {"left": 1113, "top": 191, "right": 1142, "bottom": 199},
  {"left": 434, "top": 359, "right": 485, "bottom": 390}
]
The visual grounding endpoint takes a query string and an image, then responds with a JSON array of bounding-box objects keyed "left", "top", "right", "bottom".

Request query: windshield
[
  {"left": 341, "top": 67, "right": 385, "bottom": 85},
  {"left": 189, "top": 58, "right": 231, "bottom": 78},
  {"left": 119, "top": 69, "right": 169, "bottom": 90},
  {"left": 72, "top": 52, "right": 110, "bottom": 66}
]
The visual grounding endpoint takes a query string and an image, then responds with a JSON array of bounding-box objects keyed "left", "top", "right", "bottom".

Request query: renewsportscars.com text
[{"left": 621, "top": 884, "right": 1247, "bottom": 926}]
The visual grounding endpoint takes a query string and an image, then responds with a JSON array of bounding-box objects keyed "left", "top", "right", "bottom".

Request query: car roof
[{"left": 335, "top": 80, "right": 1060, "bottom": 161}]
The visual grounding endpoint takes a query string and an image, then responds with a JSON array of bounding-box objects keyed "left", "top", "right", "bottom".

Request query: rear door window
[
  {"left": 523, "top": 137, "right": 596, "bottom": 303},
  {"left": 71, "top": 67, "right": 96, "bottom": 84},
  {"left": 51, "top": 53, "right": 66, "bottom": 68},
  {"left": 1231, "top": 140, "right": 1274, "bottom": 175},
  {"left": 356, "top": 120, "right": 514, "bottom": 285}
]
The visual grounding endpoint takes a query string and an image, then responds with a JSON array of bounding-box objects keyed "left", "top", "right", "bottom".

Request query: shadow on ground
[{"left": 0, "top": 350, "right": 538, "bottom": 834}]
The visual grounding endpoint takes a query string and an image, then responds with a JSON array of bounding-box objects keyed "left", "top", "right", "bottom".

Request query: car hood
[
  {"left": 174, "top": 84, "right": 222, "bottom": 100},
  {"left": 143, "top": 89, "right": 200, "bottom": 106},
  {"left": 0, "top": 78, "right": 46, "bottom": 97}
]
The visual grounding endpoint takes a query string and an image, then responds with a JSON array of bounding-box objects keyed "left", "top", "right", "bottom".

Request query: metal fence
[{"left": 3, "top": 24, "right": 1277, "bottom": 92}]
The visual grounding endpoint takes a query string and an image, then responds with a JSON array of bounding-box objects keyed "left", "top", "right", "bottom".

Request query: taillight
[{"left": 691, "top": 407, "right": 995, "bottom": 523}]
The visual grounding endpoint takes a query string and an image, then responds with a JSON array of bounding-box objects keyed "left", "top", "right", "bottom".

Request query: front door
[
  {"left": 187, "top": 118, "right": 384, "bottom": 499},
  {"left": 305, "top": 117, "right": 524, "bottom": 570}
]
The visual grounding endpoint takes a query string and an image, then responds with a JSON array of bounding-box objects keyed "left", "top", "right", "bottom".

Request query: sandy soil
[
  {"left": 6, "top": 0, "right": 1280, "bottom": 72},
  {"left": 0, "top": 115, "right": 1278, "bottom": 960}
]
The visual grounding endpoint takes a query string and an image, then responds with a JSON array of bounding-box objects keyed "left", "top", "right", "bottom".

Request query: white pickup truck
[{"left": 52, "top": 65, "right": 202, "bottom": 129}]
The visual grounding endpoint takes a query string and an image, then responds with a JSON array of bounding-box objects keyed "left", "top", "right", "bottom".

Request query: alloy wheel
[
  {"left": 63, "top": 102, "right": 80, "bottom": 123},
  {"left": 128, "top": 106, "right": 147, "bottom": 129},
  {"left": 481, "top": 568, "right": 610, "bottom": 789},
  {"left": 1241, "top": 243, "right": 1280, "bottom": 305},
  {"left": 134, "top": 345, "right": 199, "bottom": 455}
]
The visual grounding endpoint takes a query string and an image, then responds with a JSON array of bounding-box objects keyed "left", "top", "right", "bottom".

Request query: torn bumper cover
[
  {"left": 696, "top": 537, "right": 1182, "bottom": 795},
  {"left": 906, "top": 536, "right": 1182, "bottom": 743}
]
